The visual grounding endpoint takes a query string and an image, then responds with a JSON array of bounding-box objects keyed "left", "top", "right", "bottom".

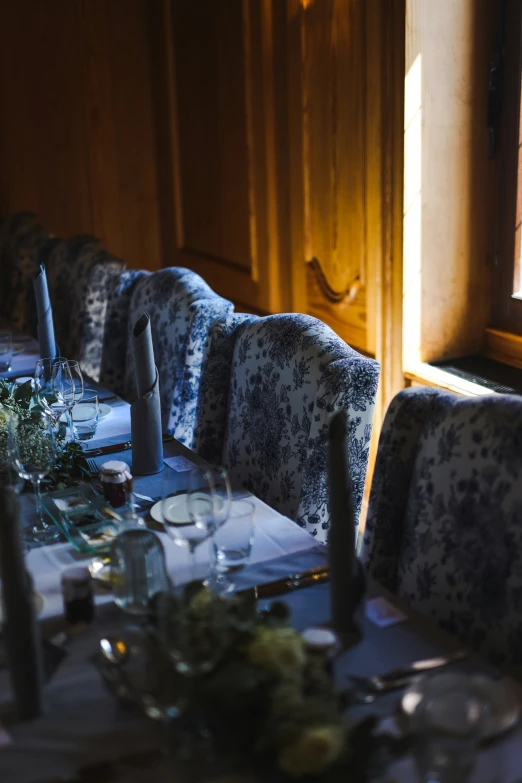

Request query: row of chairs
[
  {"left": 0, "top": 213, "right": 380, "bottom": 543},
  {"left": 2, "top": 213, "right": 521, "bottom": 671}
]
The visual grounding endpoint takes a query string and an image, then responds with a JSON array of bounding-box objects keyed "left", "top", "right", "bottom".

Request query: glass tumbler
[
  {"left": 111, "top": 528, "right": 170, "bottom": 615},
  {"left": 72, "top": 388, "right": 99, "bottom": 440},
  {"left": 406, "top": 673, "right": 485, "bottom": 783},
  {"left": 212, "top": 500, "right": 255, "bottom": 593}
]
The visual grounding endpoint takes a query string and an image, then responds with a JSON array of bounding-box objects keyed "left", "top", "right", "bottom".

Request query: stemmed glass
[
  {"left": 160, "top": 467, "right": 221, "bottom": 585},
  {"left": 8, "top": 410, "right": 59, "bottom": 544},
  {"left": 186, "top": 466, "right": 231, "bottom": 588},
  {"left": 34, "top": 359, "right": 68, "bottom": 428},
  {"left": 52, "top": 359, "right": 84, "bottom": 442}
]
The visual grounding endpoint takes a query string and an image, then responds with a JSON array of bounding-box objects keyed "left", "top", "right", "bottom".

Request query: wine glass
[
  {"left": 34, "top": 359, "right": 68, "bottom": 427},
  {"left": 186, "top": 466, "right": 231, "bottom": 588},
  {"left": 8, "top": 410, "right": 59, "bottom": 544},
  {"left": 160, "top": 468, "right": 215, "bottom": 585},
  {"left": 52, "top": 359, "right": 84, "bottom": 442}
]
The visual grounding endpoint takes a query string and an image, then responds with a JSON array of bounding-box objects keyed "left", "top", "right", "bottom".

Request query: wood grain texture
[{"left": 0, "top": 0, "right": 162, "bottom": 270}]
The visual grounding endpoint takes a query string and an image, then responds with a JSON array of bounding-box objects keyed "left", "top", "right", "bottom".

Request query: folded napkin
[
  {"left": 0, "top": 488, "right": 44, "bottom": 720},
  {"left": 131, "top": 313, "right": 163, "bottom": 475},
  {"left": 33, "top": 264, "right": 57, "bottom": 362},
  {"left": 327, "top": 410, "right": 366, "bottom": 642}
]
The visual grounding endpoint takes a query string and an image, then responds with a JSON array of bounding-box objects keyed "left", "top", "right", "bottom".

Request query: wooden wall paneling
[
  {"left": 79, "top": 0, "right": 123, "bottom": 259},
  {"left": 295, "top": 0, "right": 368, "bottom": 354},
  {"left": 0, "top": 1, "right": 94, "bottom": 236},
  {"left": 105, "top": 0, "right": 162, "bottom": 270},
  {"left": 148, "top": 0, "right": 292, "bottom": 315}
]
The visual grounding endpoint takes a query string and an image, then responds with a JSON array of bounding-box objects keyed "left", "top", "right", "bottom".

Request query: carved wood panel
[
  {"left": 150, "top": 0, "right": 292, "bottom": 314},
  {"left": 288, "top": 0, "right": 369, "bottom": 352}
]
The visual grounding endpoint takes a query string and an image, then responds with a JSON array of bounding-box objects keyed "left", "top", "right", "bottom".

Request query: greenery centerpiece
[
  {"left": 0, "top": 379, "right": 91, "bottom": 490},
  {"left": 138, "top": 583, "right": 408, "bottom": 782}
]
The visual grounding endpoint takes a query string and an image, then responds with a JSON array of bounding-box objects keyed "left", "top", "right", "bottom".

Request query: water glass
[
  {"left": 407, "top": 673, "right": 485, "bottom": 783},
  {"left": 0, "top": 332, "right": 13, "bottom": 372},
  {"left": 212, "top": 500, "right": 255, "bottom": 593},
  {"left": 35, "top": 358, "right": 68, "bottom": 426},
  {"left": 73, "top": 388, "right": 99, "bottom": 440},
  {"left": 111, "top": 528, "right": 170, "bottom": 615}
]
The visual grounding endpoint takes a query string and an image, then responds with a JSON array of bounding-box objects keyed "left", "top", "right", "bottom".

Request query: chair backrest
[
  {"left": 9, "top": 223, "right": 51, "bottom": 332},
  {"left": 0, "top": 212, "right": 42, "bottom": 319},
  {"left": 192, "top": 312, "right": 259, "bottom": 464},
  {"left": 222, "top": 313, "right": 380, "bottom": 542},
  {"left": 46, "top": 236, "right": 125, "bottom": 380},
  {"left": 99, "top": 269, "right": 150, "bottom": 397},
  {"left": 361, "top": 387, "right": 522, "bottom": 668},
  {"left": 124, "top": 267, "right": 234, "bottom": 441}
]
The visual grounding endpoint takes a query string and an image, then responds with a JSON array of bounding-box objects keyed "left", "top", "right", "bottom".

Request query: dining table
[{"left": 1, "top": 334, "right": 522, "bottom": 782}]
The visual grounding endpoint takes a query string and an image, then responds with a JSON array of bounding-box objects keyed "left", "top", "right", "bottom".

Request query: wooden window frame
[{"left": 491, "top": 0, "right": 522, "bottom": 333}]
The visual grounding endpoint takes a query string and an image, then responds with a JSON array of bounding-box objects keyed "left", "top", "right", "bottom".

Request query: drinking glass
[
  {"left": 8, "top": 410, "right": 59, "bottom": 544},
  {"left": 0, "top": 332, "right": 13, "bottom": 373},
  {"left": 212, "top": 500, "right": 255, "bottom": 593},
  {"left": 160, "top": 468, "right": 214, "bottom": 584},
  {"left": 73, "top": 388, "right": 99, "bottom": 440},
  {"left": 52, "top": 359, "right": 84, "bottom": 442},
  {"left": 35, "top": 359, "right": 68, "bottom": 427},
  {"left": 187, "top": 466, "right": 231, "bottom": 586},
  {"left": 407, "top": 673, "right": 486, "bottom": 783}
]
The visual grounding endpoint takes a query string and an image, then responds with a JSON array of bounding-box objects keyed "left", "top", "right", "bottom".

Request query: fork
[{"left": 87, "top": 458, "right": 99, "bottom": 477}]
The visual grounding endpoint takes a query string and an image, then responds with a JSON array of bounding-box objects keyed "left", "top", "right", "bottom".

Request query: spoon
[{"left": 100, "top": 636, "right": 130, "bottom": 666}]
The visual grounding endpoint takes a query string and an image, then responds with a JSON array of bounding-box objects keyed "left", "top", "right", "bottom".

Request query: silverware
[
  {"left": 239, "top": 565, "right": 329, "bottom": 600},
  {"left": 87, "top": 458, "right": 99, "bottom": 477},
  {"left": 346, "top": 649, "right": 469, "bottom": 693},
  {"left": 82, "top": 440, "right": 132, "bottom": 457}
]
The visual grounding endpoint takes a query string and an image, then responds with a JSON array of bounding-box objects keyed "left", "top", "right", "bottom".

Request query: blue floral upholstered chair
[
  {"left": 99, "top": 269, "right": 150, "bottom": 397},
  {"left": 360, "top": 387, "right": 522, "bottom": 670},
  {"left": 124, "top": 268, "right": 234, "bottom": 442},
  {"left": 192, "top": 312, "right": 260, "bottom": 464},
  {"left": 220, "top": 314, "right": 380, "bottom": 543},
  {"left": 46, "top": 236, "right": 125, "bottom": 380}
]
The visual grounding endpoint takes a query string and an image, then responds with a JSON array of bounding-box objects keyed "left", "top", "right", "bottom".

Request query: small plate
[
  {"left": 401, "top": 673, "right": 520, "bottom": 740},
  {"left": 98, "top": 403, "right": 112, "bottom": 420},
  {"left": 12, "top": 345, "right": 25, "bottom": 356},
  {"left": 150, "top": 493, "right": 206, "bottom": 526}
]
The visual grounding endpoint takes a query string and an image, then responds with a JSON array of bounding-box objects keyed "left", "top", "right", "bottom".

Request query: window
[{"left": 491, "top": 0, "right": 522, "bottom": 332}]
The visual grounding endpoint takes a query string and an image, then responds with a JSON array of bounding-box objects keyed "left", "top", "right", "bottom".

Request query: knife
[
  {"left": 238, "top": 565, "right": 329, "bottom": 600},
  {"left": 82, "top": 441, "right": 132, "bottom": 457},
  {"left": 83, "top": 433, "right": 175, "bottom": 458}
]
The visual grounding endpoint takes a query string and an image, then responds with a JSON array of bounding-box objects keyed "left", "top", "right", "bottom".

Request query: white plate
[
  {"left": 67, "top": 402, "right": 112, "bottom": 423},
  {"left": 150, "top": 493, "right": 207, "bottom": 526},
  {"left": 98, "top": 403, "right": 112, "bottom": 420},
  {"left": 401, "top": 673, "right": 520, "bottom": 740},
  {"left": 0, "top": 591, "right": 44, "bottom": 623},
  {"left": 12, "top": 345, "right": 25, "bottom": 356}
]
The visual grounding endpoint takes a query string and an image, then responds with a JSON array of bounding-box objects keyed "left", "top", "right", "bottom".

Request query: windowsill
[
  {"left": 485, "top": 328, "right": 522, "bottom": 370},
  {"left": 403, "top": 363, "right": 496, "bottom": 397}
]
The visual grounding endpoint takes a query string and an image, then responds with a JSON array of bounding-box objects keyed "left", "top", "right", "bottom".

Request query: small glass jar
[
  {"left": 61, "top": 565, "right": 94, "bottom": 625},
  {"left": 100, "top": 460, "right": 133, "bottom": 508}
]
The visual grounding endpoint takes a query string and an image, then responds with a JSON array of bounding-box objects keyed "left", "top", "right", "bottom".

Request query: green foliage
[
  {"left": 145, "top": 584, "right": 408, "bottom": 780},
  {"left": 0, "top": 380, "right": 92, "bottom": 490}
]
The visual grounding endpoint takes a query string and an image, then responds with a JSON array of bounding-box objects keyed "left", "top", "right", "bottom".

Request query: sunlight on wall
[{"left": 403, "top": 53, "right": 422, "bottom": 367}]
